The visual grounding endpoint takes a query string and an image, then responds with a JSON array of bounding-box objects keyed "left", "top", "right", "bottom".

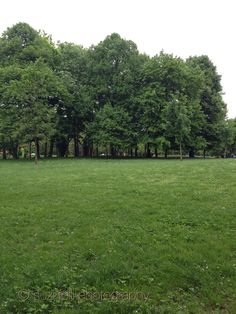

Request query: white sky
[{"left": 1, "top": 0, "right": 235, "bottom": 118}]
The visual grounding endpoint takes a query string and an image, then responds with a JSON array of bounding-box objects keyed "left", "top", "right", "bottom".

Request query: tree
[
  {"left": 136, "top": 52, "right": 204, "bottom": 158},
  {"left": 0, "top": 23, "right": 60, "bottom": 160},
  {"left": 0, "top": 22, "right": 57, "bottom": 67},
  {"left": 57, "top": 43, "right": 92, "bottom": 157},
  {"left": 0, "top": 23, "right": 231, "bottom": 159},
  {"left": 186, "top": 56, "right": 227, "bottom": 155},
  {"left": 213, "top": 119, "right": 236, "bottom": 157},
  {"left": 163, "top": 94, "right": 191, "bottom": 160},
  {"left": 89, "top": 33, "right": 140, "bottom": 107},
  {"left": 228, "top": 118, "right": 236, "bottom": 155},
  {"left": 0, "top": 60, "right": 66, "bottom": 163},
  {"left": 86, "top": 33, "right": 144, "bottom": 156},
  {"left": 0, "top": 65, "right": 24, "bottom": 159},
  {"left": 87, "top": 104, "right": 131, "bottom": 157}
]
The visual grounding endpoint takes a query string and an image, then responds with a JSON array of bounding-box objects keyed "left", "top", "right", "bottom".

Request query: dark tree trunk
[
  {"left": 56, "top": 139, "right": 68, "bottom": 158},
  {"left": 135, "top": 147, "right": 138, "bottom": 157},
  {"left": 146, "top": 143, "right": 151, "bottom": 158},
  {"left": 73, "top": 118, "right": 80, "bottom": 157},
  {"left": 74, "top": 136, "right": 79, "bottom": 157},
  {"left": 34, "top": 138, "right": 38, "bottom": 165},
  {"left": 65, "top": 148, "right": 69, "bottom": 158},
  {"left": 164, "top": 149, "right": 168, "bottom": 159},
  {"left": 96, "top": 146, "right": 99, "bottom": 157},
  {"left": 11, "top": 144, "right": 19, "bottom": 160},
  {"left": 224, "top": 148, "right": 227, "bottom": 158},
  {"left": 48, "top": 139, "right": 54, "bottom": 158},
  {"left": 35, "top": 138, "right": 40, "bottom": 160},
  {"left": 180, "top": 141, "right": 183, "bottom": 161},
  {"left": 110, "top": 145, "right": 115, "bottom": 158},
  {"left": 89, "top": 144, "right": 93, "bottom": 157},
  {"left": 203, "top": 149, "right": 206, "bottom": 159},
  {"left": 2, "top": 144, "right": 7, "bottom": 160},
  {"left": 44, "top": 142, "right": 48, "bottom": 158},
  {"left": 29, "top": 141, "right": 32, "bottom": 159},
  {"left": 155, "top": 148, "right": 158, "bottom": 158},
  {"left": 189, "top": 148, "right": 195, "bottom": 158},
  {"left": 83, "top": 142, "right": 89, "bottom": 157}
]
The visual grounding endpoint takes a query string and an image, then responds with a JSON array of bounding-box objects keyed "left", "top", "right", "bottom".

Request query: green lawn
[{"left": 0, "top": 159, "right": 236, "bottom": 313}]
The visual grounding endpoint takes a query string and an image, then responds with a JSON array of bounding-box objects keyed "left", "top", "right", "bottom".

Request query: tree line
[{"left": 0, "top": 22, "right": 235, "bottom": 161}]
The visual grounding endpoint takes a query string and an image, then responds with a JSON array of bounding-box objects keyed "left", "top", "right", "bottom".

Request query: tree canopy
[{"left": 0, "top": 22, "right": 234, "bottom": 160}]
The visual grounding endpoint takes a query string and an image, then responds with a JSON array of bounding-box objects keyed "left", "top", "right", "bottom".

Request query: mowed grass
[{"left": 0, "top": 159, "right": 236, "bottom": 313}]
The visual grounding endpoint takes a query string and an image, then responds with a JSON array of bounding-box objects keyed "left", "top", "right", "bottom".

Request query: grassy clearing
[{"left": 0, "top": 159, "right": 236, "bottom": 313}]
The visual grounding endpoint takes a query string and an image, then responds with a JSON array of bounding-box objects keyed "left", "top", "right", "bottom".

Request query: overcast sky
[{"left": 1, "top": 0, "right": 235, "bottom": 118}]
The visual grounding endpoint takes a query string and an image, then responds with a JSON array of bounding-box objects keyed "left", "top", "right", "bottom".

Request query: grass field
[{"left": 0, "top": 159, "right": 236, "bottom": 313}]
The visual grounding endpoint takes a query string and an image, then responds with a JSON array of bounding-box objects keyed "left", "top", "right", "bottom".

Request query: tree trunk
[
  {"left": 35, "top": 138, "right": 40, "bottom": 160},
  {"left": 65, "top": 145, "right": 69, "bottom": 158},
  {"left": 146, "top": 143, "right": 151, "bottom": 158},
  {"left": 44, "top": 142, "right": 48, "bottom": 158},
  {"left": 189, "top": 148, "right": 195, "bottom": 158},
  {"left": 164, "top": 149, "right": 168, "bottom": 159},
  {"left": 110, "top": 144, "right": 115, "bottom": 158},
  {"left": 203, "top": 149, "right": 206, "bottom": 159},
  {"left": 89, "top": 144, "right": 93, "bottom": 157},
  {"left": 155, "top": 148, "right": 158, "bottom": 158},
  {"left": 48, "top": 139, "right": 54, "bottom": 158},
  {"left": 56, "top": 139, "right": 68, "bottom": 157},
  {"left": 29, "top": 141, "right": 32, "bottom": 159},
  {"left": 83, "top": 142, "right": 89, "bottom": 157},
  {"left": 11, "top": 143, "right": 19, "bottom": 160},
  {"left": 224, "top": 148, "right": 227, "bottom": 158},
  {"left": 34, "top": 138, "right": 38, "bottom": 165},
  {"left": 74, "top": 135, "right": 79, "bottom": 157},
  {"left": 2, "top": 144, "right": 7, "bottom": 160},
  {"left": 73, "top": 118, "right": 80, "bottom": 157},
  {"left": 135, "top": 147, "right": 138, "bottom": 157},
  {"left": 180, "top": 141, "right": 183, "bottom": 161}
]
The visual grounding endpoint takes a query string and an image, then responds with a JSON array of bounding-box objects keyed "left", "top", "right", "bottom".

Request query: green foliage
[
  {"left": 1, "top": 60, "right": 66, "bottom": 143},
  {"left": 0, "top": 22, "right": 57, "bottom": 67},
  {"left": 88, "top": 33, "right": 141, "bottom": 108},
  {"left": 87, "top": 104, "right": 132, "bottom": 151},
  {"left": 186, "top": 56, "right": 227, "bottom": 151},
  {"left": 0, "top": 23, "right": 232, "bottom": 159},
  {"left": 163, "top": 94, "right": 191, "bottom": 153},
  {"left": 212, "top": 119, "right": 236, "bottom": 156}
]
